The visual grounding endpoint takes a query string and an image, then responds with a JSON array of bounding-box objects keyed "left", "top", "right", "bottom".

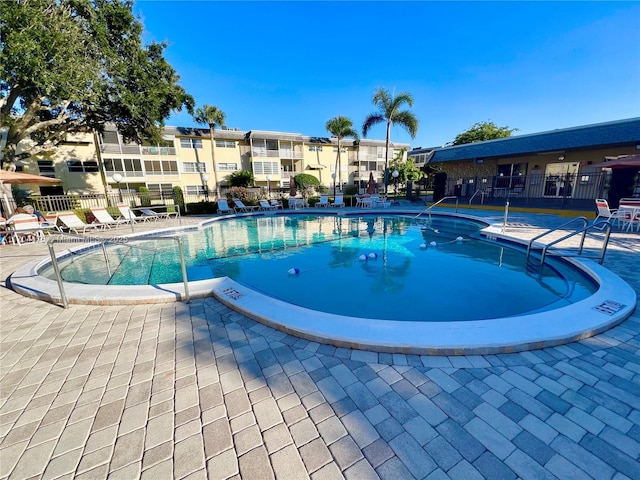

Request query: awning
[
  {"left": 599, "top": 155, "right": 640, "bottom": 169},
  {"left": 307, "top": 164, "right": 325, "bottom": 170}
]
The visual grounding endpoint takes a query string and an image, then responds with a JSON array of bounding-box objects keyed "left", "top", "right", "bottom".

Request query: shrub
[
  {"left": 343, "top": 185, "right": 358, "bottom": 196},
  {"left": 228, "top": 170, "right": 254, "bottom": 187},
  {"left": 226, "top": 186, "right": 249, "bottom": 201},
  {"left": 138, "top": 186, "right": 151, "bottom": 206},
  {"left": 173, "top": 186, "right": 185, "bottom": 213}
]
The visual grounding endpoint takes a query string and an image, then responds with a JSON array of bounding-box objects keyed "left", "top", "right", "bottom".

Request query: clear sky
[{"left": 135, "top": 1, "right": 640, "bottom": 149}]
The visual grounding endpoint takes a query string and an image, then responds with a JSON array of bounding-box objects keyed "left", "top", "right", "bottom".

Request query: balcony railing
[
  {"left": 141, "top": 146, "right": 177, "bottom": 156},
  {"left": 100, "top": 144, "right": 142, "bottom": 154}
]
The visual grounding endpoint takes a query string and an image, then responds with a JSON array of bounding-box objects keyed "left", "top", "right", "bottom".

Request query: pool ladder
[{"left": 524, "top": 217, "right": 613, "bottom": 267}]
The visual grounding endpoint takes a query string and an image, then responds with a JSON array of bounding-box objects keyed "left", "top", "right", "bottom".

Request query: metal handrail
[
  {"left": 46, "top": 232, "right": 190, "bottom": 308},
  {"left": 468, "top": 189, "right": 486, "bottom": 205},
  {"left": 525, "top": 216, "right": 589, "bottom": 260},
  {"left": 415, "top": 196, "right": 459, "bottom": 222},
  {"left": 539, "top": 221, "right": 612, "bottom": 266}
]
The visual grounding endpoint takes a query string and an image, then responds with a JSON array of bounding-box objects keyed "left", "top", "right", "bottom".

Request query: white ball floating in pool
[
  {"left": 287, "top": 268, "right": 300, "bottom": 276},
  {"left": 368, "top": 252, "right": 378, "bottom": 260},
  {"left": 419, "top": 243, "right": 427, "bottom": 249},
  {"left": 430, "top": 241, "right": 437, "bottom": 247},
  {"left": 359, "top": 254, "right": 367, "bottom": 261},
  {"left": 456, "top": 236, "right": 464, "bottom": 243}
]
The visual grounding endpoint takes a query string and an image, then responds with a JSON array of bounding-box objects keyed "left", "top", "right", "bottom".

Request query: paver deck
[{"left": 0, "top": 208, "right": 638, "bottom": 479}]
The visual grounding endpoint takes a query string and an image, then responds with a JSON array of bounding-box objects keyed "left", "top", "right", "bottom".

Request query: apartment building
[{"left": 13, "top": 125, "right": 408, "bottom": 199}]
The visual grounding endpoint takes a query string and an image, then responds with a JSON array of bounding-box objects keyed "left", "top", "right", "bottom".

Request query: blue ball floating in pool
[
  {"left": 368, "top": 252, "right": 378, "bottom": 260},
  {"left": 456, "top": 236, "right": 464, "bottom": 243},
  {"left": 430, "top": 241, "right": 437, "bottom": 247},
  {"left": 359, "top": 254, "right": 367, "bottom": 261},
  {"left": 419, "top": 243, "right": 427, "bottom": 249},
  {"left": 288, "top": 268, "right": 300, "bottom": 276}
]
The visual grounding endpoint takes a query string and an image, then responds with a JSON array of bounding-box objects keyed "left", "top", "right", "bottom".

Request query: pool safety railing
[
  {"left": 468, "top": 189, "right": 487, "bottom": 205},
  {"left": 525, "top": 217, "right": 613, "bottom": 266},
  {"left": 46, "top": 232, "right": 191, "bottom": 308},
  {"left": 414, "top": 196, "right": 459, "bottom": 223}
]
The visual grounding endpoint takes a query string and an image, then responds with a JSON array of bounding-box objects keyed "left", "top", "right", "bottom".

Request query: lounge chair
[
  {"left": 289, "top": 197, "right": 307, "bottom": 209},
  {"left": 89, "top": 206, "right": 131, "bottom": 228},
  {"left": 315, "top": 195, "right": 330, "bottom": 208},
  {"left": 117, "top": 204, "right": 147, "bottom": 223},
  {"left": 5, "top": 213, "right": 49, "bottom": 245},
  {"left": 57, "top": 211, "right": 105, "bottom": 234},
  {"left": 233, "top": 198, "right": 259, "bottom": 212},
  {"left": 330, "top": 194, "right": 345, "bottom": 208},
  {"left": 355, "top": 195, "right": 369, "bottom": 208},
  {"left": 594, "top": 199, "right": 624, "bottom": 226},
  {"left": 217, "top": 199, "right": 234, "bottom": 214},
  {"left": 259, "top": 200, "right": 276, "bottom": 211},
  {"left": 139, "top": 208, "right": 178, "bottom": 220},
  {"left": 379, "top": 196, "right": 392, "bottom": 208},
  {"left": 270, "top": 199, "right": 283, "bottom": 209}
]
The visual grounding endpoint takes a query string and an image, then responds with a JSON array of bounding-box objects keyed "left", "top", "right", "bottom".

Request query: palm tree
[
  {"left": 325, "top": 116, "right": 359, "bottom": 197},
  {"left": 194, "top": 105, "right": 226, "bottom": 198},
  {"left": 362, "top": 88, "right": 419, "bottom": 194}
]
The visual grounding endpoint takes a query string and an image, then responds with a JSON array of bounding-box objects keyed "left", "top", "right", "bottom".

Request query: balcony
[
  {"left": 101, "top": 144, "right": 142, "bottom": 155},
  {"left": 141, "top": 146, "right": 177, "bottom": 156}
]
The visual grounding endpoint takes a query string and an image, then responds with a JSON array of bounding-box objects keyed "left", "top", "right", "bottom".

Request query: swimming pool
[
  {"left": 11, "top": 212, "right": 636, "bottom": 354},
  {"left": 44, "top": 214, "right": 596, "bottom": 322}
]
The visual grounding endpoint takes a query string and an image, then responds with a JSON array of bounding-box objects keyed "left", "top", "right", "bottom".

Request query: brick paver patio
[{"left": 0, "top": 209, "right": 638, "bottom": 479}]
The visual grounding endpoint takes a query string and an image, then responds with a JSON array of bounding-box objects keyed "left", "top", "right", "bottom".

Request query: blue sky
[{"left": 135, "top": 1, "right": 640, "bottom": 149}]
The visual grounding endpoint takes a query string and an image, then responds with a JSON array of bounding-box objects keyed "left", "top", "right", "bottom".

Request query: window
[
  {"left": 180, "top": 138, "right": 202, "bottom": 149},
  {"left": 253, "top": 161, "right": 279, "bottom": 175},
  {"left": 185, "top": 185, "right": 207, "bottom": 195},
  {"left": 37, "top": 160, "right": 55, "bottom": 177},
  {"left": 67, "top": 160, "right": 99, "bottom": 173},
  {"left": 218, "top": 163, "right": 238, "bottom": 172},
  {"left": 163, "top": 160, "right": 178, "bottom": 174},
  {"left": 309, "top": 146, "right": 323, "bottom": 152},
  {"left": 266, "top": 139, "right": 278, "bottom": 151},
  {"left": 103, "top": 158, "right": 142, "bottom": 175},
  {"left": 182, "top": 162, "right": 207, "bottom": 173},
  {"left": 67, "top": 161, "right": 83, "bottom": 172},
  {"left": 147, "top": 183, "right": 174, "bottom": 199},
  {"left": 144, "top": 160, "right": 178, "bottom": 175},
  {"left": 102, "top": 131, "right": 119, "bottom": 144},
  {"left": 215, "top": 140, "right": 236, "bottom": 148},
  {"left": 332, "top": 147, "right": 347, "bottom": 153},
  {"left": 123, "top": 158, "right": 143, "bottom": 173}
]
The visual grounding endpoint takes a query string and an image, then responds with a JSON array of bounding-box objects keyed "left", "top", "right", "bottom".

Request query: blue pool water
[{"left": 48, "top": 214, "right": 597, "bottom": 322}]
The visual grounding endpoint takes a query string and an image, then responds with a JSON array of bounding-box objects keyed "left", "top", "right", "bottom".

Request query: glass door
[{"left": 544, "top": 162, "right": 579, "bottom": 197}]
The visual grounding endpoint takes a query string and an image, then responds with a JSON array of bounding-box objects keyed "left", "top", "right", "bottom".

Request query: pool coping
[{"left": 8, "top": 211, "right": 637, "bottom": 355}]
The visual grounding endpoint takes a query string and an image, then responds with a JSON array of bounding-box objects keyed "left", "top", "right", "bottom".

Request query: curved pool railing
[{"left": 46, "top": 232, "right": 191, "bottom": 308}]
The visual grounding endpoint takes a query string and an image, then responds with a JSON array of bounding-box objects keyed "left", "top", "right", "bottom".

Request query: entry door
[{"left": 544, "top": 163, "right": 579, "bottom": 197}]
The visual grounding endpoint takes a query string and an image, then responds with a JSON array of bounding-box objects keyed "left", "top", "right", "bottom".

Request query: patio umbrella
[
  {"left": 0, "top": 170, "right": 61, "bottom": 216},
  {"left": 289, "top": 176, "right": 296, "bottom": 196},
  {"left": 0, "top": 170, "right": 61, "bottom": 184},
  {"left": 366, "top": 172, "right": 376, "bottom": 194},
  {"left": 599, "top": 155, "right": 640, "bottom": 169}
]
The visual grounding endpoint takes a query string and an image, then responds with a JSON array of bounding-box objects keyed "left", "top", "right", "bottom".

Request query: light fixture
[
  {"left": 558, "top": 155, "right": 566, "bottom": 161},
  {"left": 112, "top": 173, "right": 123, "bottom": 203},
  {"left": 392, "top": 170, "right": 399, "bottom": 196}
]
